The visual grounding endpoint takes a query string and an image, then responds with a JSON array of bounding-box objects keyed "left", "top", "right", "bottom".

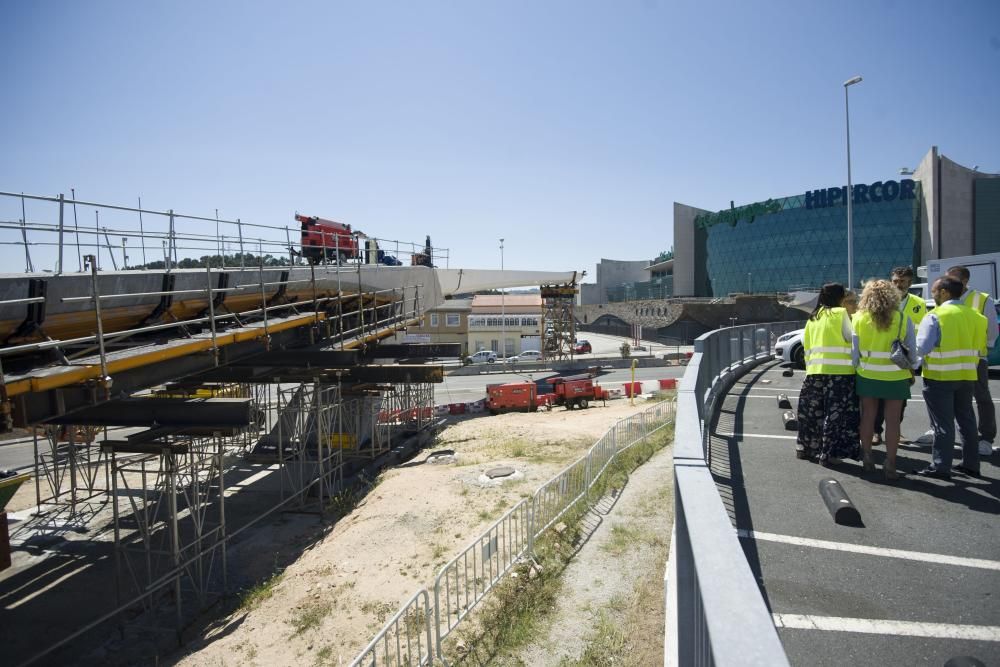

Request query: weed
[
  {"left": 509, "top": 440, "right": 528, "bottom": 458},
  {"left": 314, "top": 645, "right": 332, "bottom": 665},
  {"left": 601, "top": 524, "right": 647, "bottom": 556},
  {"left": 290, "top": 599, "right": 332, "bottom": 637},
  {"left": 240, "top": 571, "right": 284, "bottom": 611},
  {"left": 431, "top": 543, "right": 448, "bottom": 560},
  {"left": 361, "top": 600, "right": 396, "bottom": 624},
  {"left": 563, "top": 612, "right": 627, "bottom": 666}
]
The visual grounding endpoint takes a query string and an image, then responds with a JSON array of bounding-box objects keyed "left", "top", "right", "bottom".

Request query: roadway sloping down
[{"left": 709, "top": 360, "right": 1000, "bottom": 667}]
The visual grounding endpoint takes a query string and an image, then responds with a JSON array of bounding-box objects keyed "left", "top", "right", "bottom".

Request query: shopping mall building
[{"left": 671, "top": 146, "right": 1000, "bottom": 297}]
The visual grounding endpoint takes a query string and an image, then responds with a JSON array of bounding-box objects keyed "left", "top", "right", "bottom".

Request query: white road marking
[
  {"left": 738, "top": 529, "right": 1000, "bottom": 571},
  {"left": 773, "top": 614, "right": 1000, "bottom": 641}
]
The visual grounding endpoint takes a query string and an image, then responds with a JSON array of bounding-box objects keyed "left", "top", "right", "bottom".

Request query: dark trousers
[
  {"left": 975, "top": 358, "right": 996, "bottom": 444},
  {"left": 922, "top": 379, "right": 978, "bottom": 472}
]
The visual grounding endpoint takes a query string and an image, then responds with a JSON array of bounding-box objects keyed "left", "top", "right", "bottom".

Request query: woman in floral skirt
[{"left": 796, "top": 283, "right": 861, "bottom": 465}]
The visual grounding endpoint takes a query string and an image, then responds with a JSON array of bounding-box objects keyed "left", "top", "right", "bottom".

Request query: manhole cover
[{"left": 485, "top": 466, "right": 516, "bottom": 479}]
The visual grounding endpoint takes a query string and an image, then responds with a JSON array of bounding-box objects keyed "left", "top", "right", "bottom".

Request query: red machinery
[
  {"left": 296, "top": 213, "right": 361, "bottom": 264},
  {"left": 546, "top": 374, "right": 607, "bottom": 410},
  {"left": 487, "top": 382, "right": 545, "bottom": 414}
]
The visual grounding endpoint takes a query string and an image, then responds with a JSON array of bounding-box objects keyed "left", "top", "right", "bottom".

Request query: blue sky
[{"left": 2, "top": 0, "right": 998, "bottom": 275}]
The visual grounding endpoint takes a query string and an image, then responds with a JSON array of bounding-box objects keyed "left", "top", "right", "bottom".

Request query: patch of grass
[
  {"left": 601, "top": 524, "right": 646, "bottom": 556},
  {"left": 325, "top": 472, "right": 382, "bottom": 520},
  {"left": 289, "top": 599, "right": 333, "bottom": 637},
  {"left": 244, "top": 643, "right": 258, "bottom": 661},
  {"left": 314, "top": 645, "right": 332, "bottom": 666},
  {"left": 360, "top": 600, "right": 396, "bottom": 624},
  {"left": 563, "top": 612, "right": 627, "bottom": 666},
  {"left": 431, "top": 543, "right": 448, "bottom": 560},
  {"left": 240, "top": 571, "right": 284, "bottom": 611},
  {"left": 509, "top": 439, "right": 529, "bottom": 458}
]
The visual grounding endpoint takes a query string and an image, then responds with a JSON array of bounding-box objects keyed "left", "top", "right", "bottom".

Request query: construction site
[{"left": 0, "top": 191, "right": 646, "bottom": 666}]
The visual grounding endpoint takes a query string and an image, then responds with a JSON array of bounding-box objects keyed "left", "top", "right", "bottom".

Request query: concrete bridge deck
[{"left": 712, "top": 360, "right": 1000, "bottom": 666}]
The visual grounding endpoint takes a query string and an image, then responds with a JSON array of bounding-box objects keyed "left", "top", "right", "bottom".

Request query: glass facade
[
  {"left": 701, "top": 186, "right": 921, "bottom": 296},
  {"left": 974, "top": 178, "right": 1000, "bottom": 254},
  {"left": 606, "top": 277, "right": 673, "bottom": 302}
]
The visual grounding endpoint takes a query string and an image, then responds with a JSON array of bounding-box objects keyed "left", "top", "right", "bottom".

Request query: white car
[
  {"left": 774, "top": 328, "right": 805, "bottom": 369},
  {"left": 509, "top": 350, "right": 542, "bottom": 363},
  {"left": 465, "top": 350, "right": 497, "bottom": 365}
]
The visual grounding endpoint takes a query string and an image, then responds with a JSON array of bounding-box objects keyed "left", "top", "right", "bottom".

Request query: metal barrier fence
[
  {"left": 352, "top": 589, "right": 435, "bottom": 667},
  {"left": 667, "top": 321, "right": 802, "bottom": 667},
  {"left": 351, "top": 398, "right": 676, "bottom": 667}
]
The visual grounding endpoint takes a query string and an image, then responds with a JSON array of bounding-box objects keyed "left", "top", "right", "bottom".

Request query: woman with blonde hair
[{"left": 852, "top": 279, "right": 917, "bottom": 480}]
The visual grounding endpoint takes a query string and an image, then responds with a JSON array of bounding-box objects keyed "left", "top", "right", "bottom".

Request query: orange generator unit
[
  {"left": 486, "top": 382, "right": 540, "bottom": 414},
  {"left": 547, "top": 374, "right": 608, "bottom": 410}
]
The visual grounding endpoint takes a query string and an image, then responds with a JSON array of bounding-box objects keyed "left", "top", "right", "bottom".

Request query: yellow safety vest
[
  {"left": 962, "top": 290, "right": 991, "bottom": 355},
  {"left": 922, "top": 303, "right": 980, "bottom": 381},
  {"left": 901, "top": 293, "right": 927, "bottom": 326},
  {"left": 804, "top": 307, "right": 854, "bottom": 375},
  {"left": 853, "top": 311, "right": 911, "bottom": 381},
  {"left": 963, "top": 290, "right": 989, "bottom": 314}
]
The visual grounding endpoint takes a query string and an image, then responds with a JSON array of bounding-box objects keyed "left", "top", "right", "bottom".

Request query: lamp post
[
  {"left": 844, "top": 74, "right": 862, "bottom": 290},
  {"left": 500, "top": 238, "right": 505, "bottom": 360},
  {"left": 747, "top": 272, "right": 752, "bottom": 294}
]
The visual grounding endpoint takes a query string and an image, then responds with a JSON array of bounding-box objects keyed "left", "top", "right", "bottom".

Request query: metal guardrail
[
  {"left": 433, "top": 499, "right": 533, "bottom": 650},
  {"left": 0, "top": 191, "right": 450, "bottom": 273},
  {"left": 666, "top": 321, "right": 802, "bottom": 667},
  {"left": 352, "top": 589, "right": 435, "bottom": 667},
  {"left": 351, "top": 398, "right": 676, "bottom": 666}
]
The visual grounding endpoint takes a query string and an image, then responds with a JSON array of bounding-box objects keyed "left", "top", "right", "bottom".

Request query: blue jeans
[{"left": 922, "top": 379, "right": 978, "bottom": 472}]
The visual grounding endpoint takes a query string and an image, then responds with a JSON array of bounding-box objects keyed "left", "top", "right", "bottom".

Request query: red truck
[
  {"left": 296, "top": 213, "right": 360, "bottom": 264},
  {"left": 546, "top": 374, "right": 608, "bottom": 410},
  {"left": 487, "top": 382, "right": 547, "bottom": 414}
]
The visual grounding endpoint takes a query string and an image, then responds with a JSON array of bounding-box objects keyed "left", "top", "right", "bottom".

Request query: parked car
[
  {"left": 509, "top": 350, "right": 542, "bottom": 363},
  {"left": 774, "top": 329, "right": 805, "bottom": 369},
  {"left": 574, "top": 340, "right": 592, "bottom": 354},
  {"left": 465, "top": 350, "right": 497, "bottom": 365}
]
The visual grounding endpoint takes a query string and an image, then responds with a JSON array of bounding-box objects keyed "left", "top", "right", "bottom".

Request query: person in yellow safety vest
[
  {"left": 873, "top": 266, "right": 927, "bottom": 445},
  {"left": 852, "top": 279, "right": 917, "bottom": 481},
  {"left": 795, "top": 283, "right": 861, "bottom": 466},
  {"left": 947, "top": 265, "right": 997, "bottom": 458},
  {"left": 913, "top": 276, "right": 987, "bottom": 479}
]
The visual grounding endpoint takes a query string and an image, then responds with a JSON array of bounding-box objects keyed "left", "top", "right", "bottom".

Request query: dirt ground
[{"left": 168, "top": 398, "right": 661, "bottom": 666}]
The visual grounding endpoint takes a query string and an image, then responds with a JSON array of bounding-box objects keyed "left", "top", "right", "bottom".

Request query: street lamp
[
  {"left": 500, "top": 238, "right": 505, "bottom": 360},
  {"left": 844, "top": 74, "right": 862, "bottom": 290}
]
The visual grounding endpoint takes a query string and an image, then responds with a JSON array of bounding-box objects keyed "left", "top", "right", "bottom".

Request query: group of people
[{"left": 796, "top": 265, "right": 996, "bottom": 481}]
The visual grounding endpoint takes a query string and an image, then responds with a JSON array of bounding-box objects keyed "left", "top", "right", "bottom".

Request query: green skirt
[{"left": 855, "top": 375, "right": 911, "bottom": 400}]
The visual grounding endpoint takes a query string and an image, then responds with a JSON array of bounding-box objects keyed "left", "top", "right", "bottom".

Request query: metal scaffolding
[
  {"left": 32, "top": 424, "right": 109, "bottom": 512},
  {"left": 107, "top": 431, "right": 228, "bottom": 635},
  {"left": 541, "top": 282, "right": 578, "bottom": 361}
]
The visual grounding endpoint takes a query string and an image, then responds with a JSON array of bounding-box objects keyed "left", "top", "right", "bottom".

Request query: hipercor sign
[
  {"left": 805, "top": 178, "right": 917, "bottom": 209},
  {"left": 696, "top": 178, "right": 919, "bottom": 230}
]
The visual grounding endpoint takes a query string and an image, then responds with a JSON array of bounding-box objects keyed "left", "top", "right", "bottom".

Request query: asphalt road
[{"left": 711, "top": 360, "right": 1000, "bottom": 667}]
